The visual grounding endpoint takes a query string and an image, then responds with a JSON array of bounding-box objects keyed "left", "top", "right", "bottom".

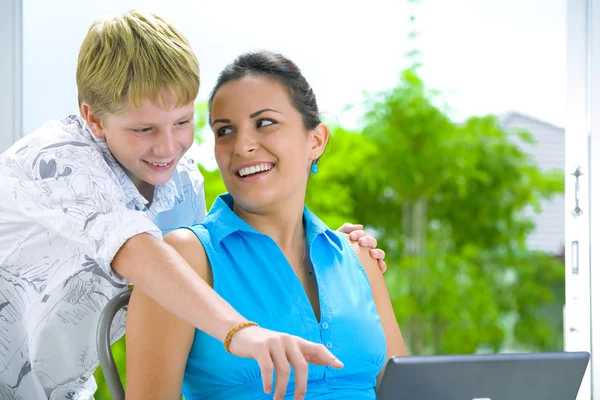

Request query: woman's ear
[
  {"left": 310, "top": 123, "right": 330, "bottom": 160},
  {"left": 81, "top": 102, "right": 106, "bottom": 139}
]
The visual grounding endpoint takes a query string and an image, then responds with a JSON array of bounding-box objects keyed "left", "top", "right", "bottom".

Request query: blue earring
[{"left": 311, "top": 162, "right": 319, "bottom": 174}]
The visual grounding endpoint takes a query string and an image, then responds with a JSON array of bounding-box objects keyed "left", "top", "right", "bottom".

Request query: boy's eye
[
  {"left": 177, "top": 120, "right": 190, "bottom": 127},
  {"left": 257, "top": 119, "right": 276, "bottom": 128},
  {"left": 135, "top": 127, "right": 152, "bottom": 133}
]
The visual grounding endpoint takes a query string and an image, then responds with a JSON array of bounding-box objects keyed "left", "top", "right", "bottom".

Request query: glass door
[{"left": 565, "top": 0, "right": 599, "bottom": 398}]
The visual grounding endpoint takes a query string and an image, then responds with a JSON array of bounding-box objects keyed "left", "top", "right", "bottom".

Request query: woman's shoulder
[
  {"left": 325, "top": 232, "right": 382, "bottom": 285},
  {"left": 347, "top": 238, "right": 379, "bottom": 274},
  {"left": 164, "top": 227, "right": 212, "bottom": 285},
  {"left": 165, "top": 226, "right": 205, "bottom": 243}
]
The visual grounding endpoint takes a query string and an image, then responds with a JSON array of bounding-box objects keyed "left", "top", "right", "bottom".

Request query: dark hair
[{"left": 208, "top": 50, "right": 321, "bottom": 131}]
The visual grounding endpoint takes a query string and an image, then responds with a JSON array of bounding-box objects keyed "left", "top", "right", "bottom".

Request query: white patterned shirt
[{"left": 0, "top": 115, "right": 206, "bottom": 399}]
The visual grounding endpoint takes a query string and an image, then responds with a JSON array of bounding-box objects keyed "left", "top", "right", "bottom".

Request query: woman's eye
[
  {"left": 216, "top": 126, "right": 234, "bottom": 137},
  {"left": 257, "top": 119, "right": 276, "bottom": 128}
]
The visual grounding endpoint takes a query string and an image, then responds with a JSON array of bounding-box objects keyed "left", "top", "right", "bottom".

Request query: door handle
[{"left": 571, "top": 167, "right": 584, "bottom": 217}]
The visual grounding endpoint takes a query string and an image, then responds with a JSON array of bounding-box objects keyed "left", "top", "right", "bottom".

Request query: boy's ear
[{"left": 81, "top": 103, "right": 105, "bottom": 139}]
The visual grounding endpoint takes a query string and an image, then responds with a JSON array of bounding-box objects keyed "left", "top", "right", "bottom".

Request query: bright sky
[{"left": 23, "top": 0, "right": 565, "bottom": 167}]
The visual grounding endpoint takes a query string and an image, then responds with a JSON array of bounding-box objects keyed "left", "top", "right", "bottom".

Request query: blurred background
[{"left": 3, "top": 0, "right": 583, "bottom": 398}]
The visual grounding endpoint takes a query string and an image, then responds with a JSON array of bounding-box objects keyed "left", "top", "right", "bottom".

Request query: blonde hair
[{"left": 76, "top": 10, "right": 199, "bottom": 117}]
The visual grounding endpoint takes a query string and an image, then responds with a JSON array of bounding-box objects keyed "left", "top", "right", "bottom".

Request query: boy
[{"left": 0, "top": 10, "right": 385, "bottom": 399}]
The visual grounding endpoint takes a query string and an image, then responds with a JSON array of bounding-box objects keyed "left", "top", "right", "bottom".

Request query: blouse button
[
  {"left": 325, "top": 342, "right": 333, "bottom": 349},
  {"left": 321, "top": 322, "right": 329, "bottom": 329}
]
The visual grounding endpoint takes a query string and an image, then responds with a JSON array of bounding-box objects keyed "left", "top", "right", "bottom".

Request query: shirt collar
[
  {"left": 205, "top": 193, "right": 342, "bottom": 249},
  {"left": 74, "top": 115, "right": 185, "bottom": 213}
]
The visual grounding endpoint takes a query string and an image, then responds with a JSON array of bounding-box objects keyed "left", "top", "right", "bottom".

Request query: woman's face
[{"left": 210, "top": 75, "right": 328, "bottom": 213}]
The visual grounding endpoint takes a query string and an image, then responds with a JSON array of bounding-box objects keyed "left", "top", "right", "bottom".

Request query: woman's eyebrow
[{"left": 249, "top": 108, "right": 281, "bottom": 118}]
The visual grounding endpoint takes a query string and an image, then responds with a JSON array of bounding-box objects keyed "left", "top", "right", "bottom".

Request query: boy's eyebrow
[
  {"left": 131, "top": 112, "right": 194, "bottom": 126},
  {"left": 250, "top": 108, "right": 281, "bottom": 118},
  {"left": 178, "top": 112, "right": 195, "bottom": 121}
]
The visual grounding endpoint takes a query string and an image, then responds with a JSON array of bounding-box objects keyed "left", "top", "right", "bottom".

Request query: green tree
[
  {"left": 200, "top": 164, "right": 226, "bottom": 208},
  {"left": 305, "top": 126, "right": 378, "bottom": 228},
  {"left": 353, "top": 68, "right": 564, "bottom": 355}
]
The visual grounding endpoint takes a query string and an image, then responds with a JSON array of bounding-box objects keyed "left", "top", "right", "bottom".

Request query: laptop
[{"left": 377, "top": 351, "right": 590, "bottom": 400}]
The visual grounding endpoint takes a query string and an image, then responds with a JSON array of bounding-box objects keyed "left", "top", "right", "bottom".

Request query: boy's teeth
[{"left": 149, "top": 162, "right": 168, "bottom": 167}]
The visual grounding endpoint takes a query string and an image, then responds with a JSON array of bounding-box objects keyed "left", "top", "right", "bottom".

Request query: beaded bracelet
[{"left": 224, "top": 321, "right": 259, "bottom": 353}]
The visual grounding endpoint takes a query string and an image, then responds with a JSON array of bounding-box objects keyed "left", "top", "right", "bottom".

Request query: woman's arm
[
  {"left": 126, "top": 229, "right": 336, "bottom": 400},
  {"left": 350, "top": 240, "right": 407, "bottom": 361},
  {"left": 125, "top": 229, "right": 211, "bottom": 399},
  {"left": 114, "top": 232, "right": 228, "bottom": 340}
]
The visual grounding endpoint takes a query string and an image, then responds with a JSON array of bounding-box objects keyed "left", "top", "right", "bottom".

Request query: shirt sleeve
[
  {"left": 193, "top": 177, "right": 207, "bottom": 224},
  {"left": 0, "top": 146, "right": 161, "bottom": 292},
  {"left": 180, "top": 154, "right": 207, "bottom": 225}
]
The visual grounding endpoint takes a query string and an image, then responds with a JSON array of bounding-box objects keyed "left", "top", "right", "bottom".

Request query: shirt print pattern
[{"left": 0, "top": 115, "right": 206, "bottom": 399}]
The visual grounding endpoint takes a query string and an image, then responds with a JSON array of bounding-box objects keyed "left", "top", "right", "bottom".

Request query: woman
[{"left": 126, "top": 51, "right": 406, "bottom": 400}]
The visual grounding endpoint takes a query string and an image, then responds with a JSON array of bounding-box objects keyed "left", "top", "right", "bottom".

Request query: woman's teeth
[{"left": 238, "top": 163, "right": 273, "bottom": 177}]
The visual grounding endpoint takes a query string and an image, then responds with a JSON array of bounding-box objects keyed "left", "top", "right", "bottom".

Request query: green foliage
[
  {"left": 355, "top": 68, "right": 564, "bottom": 355},
  {"left": 199, "top": 163, "right": 227, "bottom": 209},
  {"left": 93, "top": 337, "right": 126, "bottom": 399},
  {"left": 305, "top": 126, "right": 378, "bottom": 228},
  {"left": 194, "top": 101, "right": 209, "bottom": 145}
]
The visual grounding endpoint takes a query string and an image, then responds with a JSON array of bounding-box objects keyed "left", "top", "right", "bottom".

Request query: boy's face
[{"left": 85, "top": 91, "right": 195, "bottom": 190}]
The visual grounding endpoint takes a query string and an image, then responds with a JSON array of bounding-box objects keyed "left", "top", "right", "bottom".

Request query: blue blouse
[{"left": 181, "top": 194, "right": 386, "bottom": 399}]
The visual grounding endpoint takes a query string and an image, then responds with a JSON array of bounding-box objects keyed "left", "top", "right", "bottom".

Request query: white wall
[
  {"left": 500, "top": 112, "right": 565, "bottom": 255},
  {"left": 0, "top": 0, "right": 23, "bottom": 153}
]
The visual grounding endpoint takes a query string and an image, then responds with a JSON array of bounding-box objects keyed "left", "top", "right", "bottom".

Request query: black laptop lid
[{"left": 377, "top": 351, "right": 590, "bottom": 400}]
